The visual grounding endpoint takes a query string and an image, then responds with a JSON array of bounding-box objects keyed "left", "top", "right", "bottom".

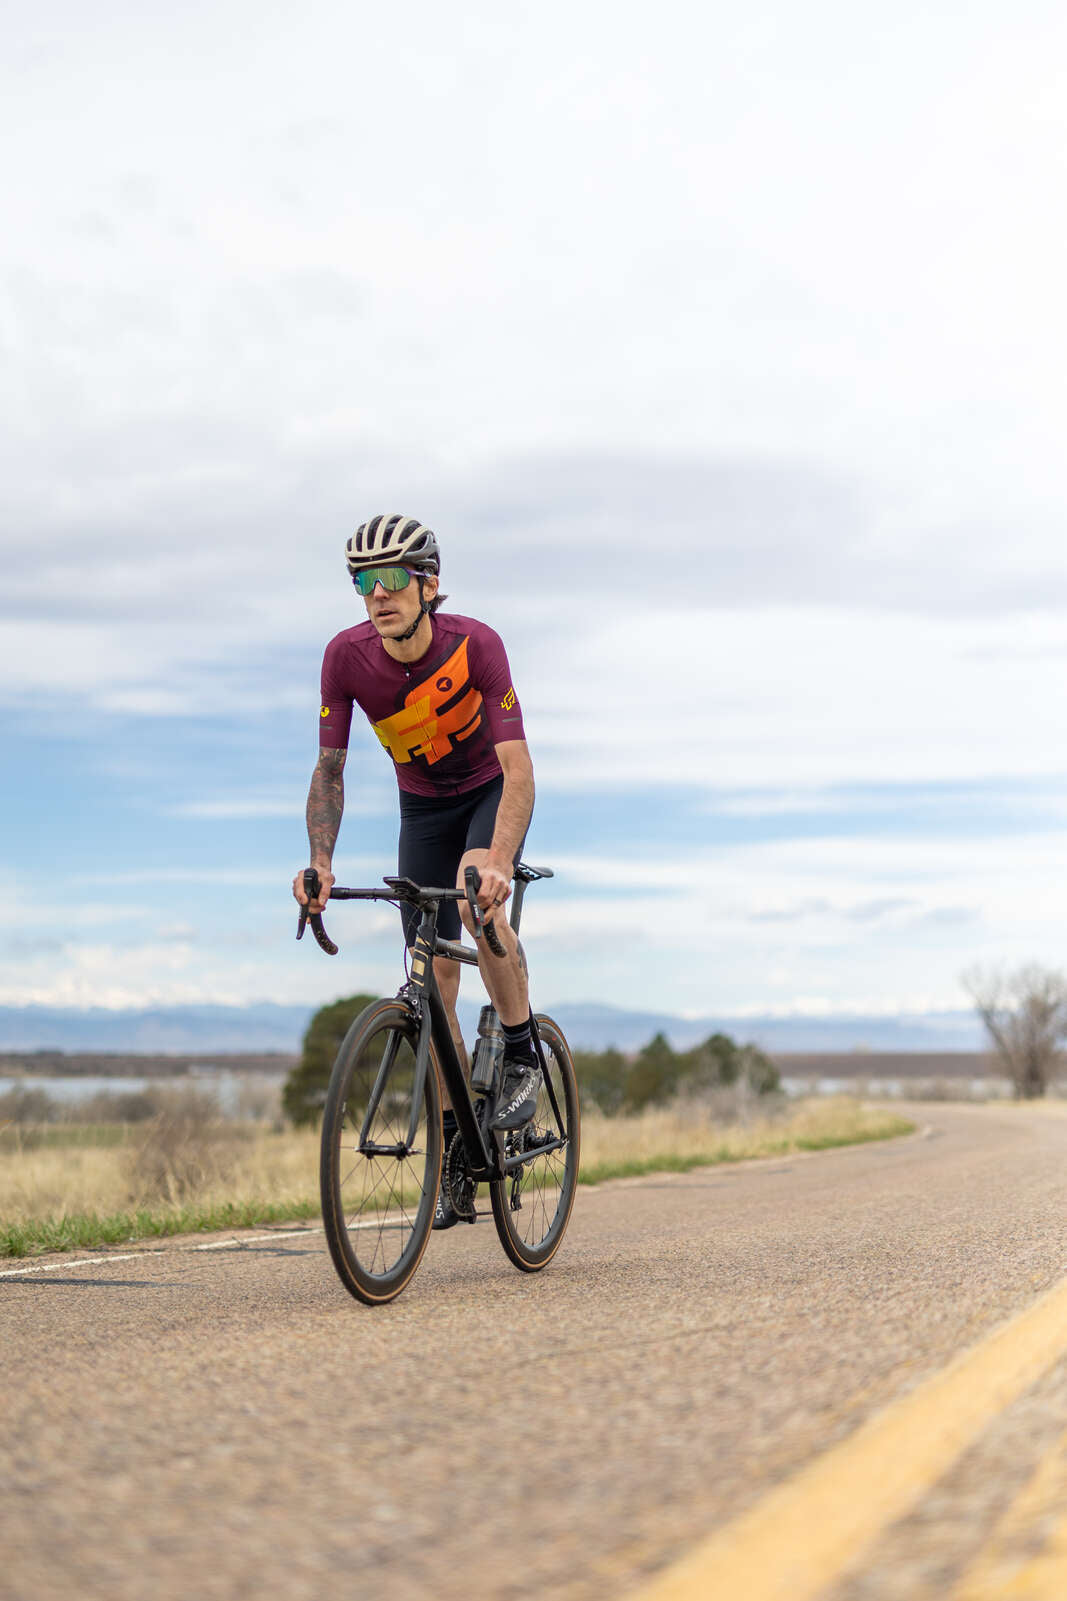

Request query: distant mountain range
[{"left": 0, "top": 1002, "right": 984, "bottom": 1054}]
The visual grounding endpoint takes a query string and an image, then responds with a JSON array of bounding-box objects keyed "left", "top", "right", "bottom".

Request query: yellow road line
[
  {"left": 636, "top": 1272, "right": 1067, "bottom": 1601},
  {"left": 959, "top": 1536, "right": 1067, "bottom": 1601},
  {"left": 953, "top": 1424, "right": 1067, "bottom": 1599}
]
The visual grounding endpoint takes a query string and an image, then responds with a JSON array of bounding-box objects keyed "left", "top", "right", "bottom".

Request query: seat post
[{"left": 509, "top": 876, "right": 528, "bottom": 932}]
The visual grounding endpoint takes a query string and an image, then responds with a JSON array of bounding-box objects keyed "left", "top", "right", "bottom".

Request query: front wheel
[
  {"left": 490, "top": 1014, "right": 580, "bottom": 1272},
  {"left": 320, "top": 999, "right": 442, "bottom": 1305}
]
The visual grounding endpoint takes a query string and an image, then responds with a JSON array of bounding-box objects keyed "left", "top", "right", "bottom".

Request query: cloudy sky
[{"left": 4, "top": 2, "right": 1067, "bottom": 1028}]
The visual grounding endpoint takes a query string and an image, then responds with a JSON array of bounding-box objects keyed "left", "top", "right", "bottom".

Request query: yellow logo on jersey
[
  {"left": 501, "top": 688, "right": 516, "bottom": 712},
  {"left": 320, "top": 706, "right": 330, "bottom": 718}
]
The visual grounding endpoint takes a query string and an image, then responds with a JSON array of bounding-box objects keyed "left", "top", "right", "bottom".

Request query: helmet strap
[{"left": 394, "top": 575, "right": 430, "bottom": 642}]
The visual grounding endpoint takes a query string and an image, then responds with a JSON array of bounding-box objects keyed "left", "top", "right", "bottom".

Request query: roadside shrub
[
  {"left": 282, "top": 993, "right": 378, "bottom": 1126},
  {"left": 125, "top": 1087, "right": 243, "bottom": 1204},
  {"left": 232, "top": 1075, "right": 283, "bottom": 1124},
  {"left": 623, "top": 1032, "right": 681, "bottom": 1113},
  {"left": 572, "top": 1030, "right": 780, "bottom": 1116},
  {"left": 678, "top": 1032, "right": 742, "bottom": 1091},
  {"left": 76, "top": 1089, "right": 161, "bottom": 1123},
  {"left": 572, "top": 1047, "right": 627, "bottom": 1115},
  {"left": 0, "top": 1086, "right": 60, "bottom": 1125},
  {"left": 737, "top": 1043, "right": 780, "bottom": 1096},
  {"left": 675, "top": 1034, "right": 780, "bottom": 1096},
  {"left": 677, "top": 1080, "right": 786, "bottom": 1123}
]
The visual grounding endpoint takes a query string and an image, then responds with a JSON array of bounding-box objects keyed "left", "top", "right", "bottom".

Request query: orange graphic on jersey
[{"left": 372, "top": 638, "right": 484, "bottom": 766}]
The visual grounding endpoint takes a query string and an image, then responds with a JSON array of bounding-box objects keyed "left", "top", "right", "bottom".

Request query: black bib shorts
[{"left": 397, "top": 775, "right": 528, "bottom": 947}]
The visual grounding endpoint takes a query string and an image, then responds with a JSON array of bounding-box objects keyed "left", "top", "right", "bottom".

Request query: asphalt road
[{"left": 5, "top": 1101, "right": 1067, "bottom": 1601}]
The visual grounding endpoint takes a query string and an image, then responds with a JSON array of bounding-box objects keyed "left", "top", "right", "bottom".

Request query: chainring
[{"left": 445, "top": 1131, "right": 477, "bottom": 1221}]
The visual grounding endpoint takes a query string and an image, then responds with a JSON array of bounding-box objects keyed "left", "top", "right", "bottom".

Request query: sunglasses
[{"left": 353, "top": 566, "right": 420, "bottom": 597}]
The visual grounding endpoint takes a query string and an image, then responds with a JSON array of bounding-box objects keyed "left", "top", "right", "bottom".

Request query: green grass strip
[
  {"left": 0, "top": 1197, "right": 322, "bottom": 1259},
  {"left": 578, "top": 1116, "right": 915, "bottom": 1187}
]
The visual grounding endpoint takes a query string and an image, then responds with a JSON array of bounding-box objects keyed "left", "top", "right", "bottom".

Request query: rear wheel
[
  {"left": 490, "top": 1014, "right": 580, "bottom": 1271},
  {"left": 320, "top": 999, "right": 442, "bottom": 1305}
]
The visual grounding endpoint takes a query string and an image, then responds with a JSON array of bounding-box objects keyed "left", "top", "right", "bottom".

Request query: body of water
[
  {"left": 779, "top": 1074, "right": 1013, "bottom": 1098},
  {"left": 0, "top": 1071, "right": 283, "bottom": 1115}
]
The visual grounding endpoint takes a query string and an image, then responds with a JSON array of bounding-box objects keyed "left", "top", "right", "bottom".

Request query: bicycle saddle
[{"left": 514, "top": 863, "right": 554, "bottom": 882}]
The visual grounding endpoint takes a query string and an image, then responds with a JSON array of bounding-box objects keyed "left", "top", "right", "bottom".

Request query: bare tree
[{"left": 962, "top": 964, "right": 1067, "bottom": 1098}]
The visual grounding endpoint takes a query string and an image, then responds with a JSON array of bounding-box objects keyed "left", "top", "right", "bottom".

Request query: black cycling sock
[{"left": 501, "top": 1019, "right": 534, "bottom": 1060}]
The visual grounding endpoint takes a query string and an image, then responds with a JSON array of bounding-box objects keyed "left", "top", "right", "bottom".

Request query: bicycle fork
[
  {"left": 357, "top": 923, "right": 440, "bottom": 1157},
  {"left": 355, "top": 1022, "right": 419, "bottom": 1157}
]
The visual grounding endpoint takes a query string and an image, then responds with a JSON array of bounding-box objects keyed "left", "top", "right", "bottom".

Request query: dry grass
[
  {"left": 579, "top": 1094, "right": 912, "bottom": 1181},
  {"left": 0, "top": 1120, "right": 321, "bottom": 1226}
]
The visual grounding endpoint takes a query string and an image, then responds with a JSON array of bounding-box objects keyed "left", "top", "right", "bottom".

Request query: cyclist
[{"left": 292, "top": 514, "right": 541, "bottom": 1228}]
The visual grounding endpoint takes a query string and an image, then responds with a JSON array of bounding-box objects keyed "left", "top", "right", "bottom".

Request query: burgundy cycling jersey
[{"left": 318, "top": 612, "right": 526, "bottom": 797}]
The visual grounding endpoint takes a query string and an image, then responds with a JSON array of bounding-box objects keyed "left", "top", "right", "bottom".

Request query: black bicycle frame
[
  {"left": 308, "top": 869, "right": 567, "bottom": 1181},
  {"left": 412, "top": 900, "right": 498, "bottom": 1180},
  {"left": 390, "top": 897, "right": 568, "bottom": 1181}
]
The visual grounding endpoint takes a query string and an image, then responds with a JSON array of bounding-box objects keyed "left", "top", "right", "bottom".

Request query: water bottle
[{"left": 470, "top": 1005, "right": 505, "bottom": 1093}]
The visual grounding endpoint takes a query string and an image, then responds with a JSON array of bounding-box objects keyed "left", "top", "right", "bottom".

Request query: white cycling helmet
[{"left": 345, "top": 515, "right": 440, "bottom": 576}]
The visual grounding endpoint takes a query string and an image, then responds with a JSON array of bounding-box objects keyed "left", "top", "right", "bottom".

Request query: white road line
[
  {"left": 194, "top": 1227, "right": 323, "bottom": 1250},
  {"left": 1, "top": 1227, "right": 324, "bottom": 1277},
  {"left": 0, "top": 1251, "right": 163, "bottom": 1278}
]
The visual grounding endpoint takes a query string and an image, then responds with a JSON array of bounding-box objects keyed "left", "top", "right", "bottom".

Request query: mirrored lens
[{"left": 354, "top": 566, "right": 413, "bottom": 596}]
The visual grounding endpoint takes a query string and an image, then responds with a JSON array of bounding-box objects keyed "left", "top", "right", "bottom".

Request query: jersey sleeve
[
  {"left": 468, "top": 622, "right": 526, "bottom": 747},
  {"left": 318, "top": 637, "right": 355, "bottom": 750}
]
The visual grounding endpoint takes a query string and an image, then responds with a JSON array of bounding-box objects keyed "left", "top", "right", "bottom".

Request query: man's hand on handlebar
[
  {"left": 293, "top": 866, "right": 334, "bottom": 915},
  {"left": 474, "top": 857, "right": 512, "bottom": 914},
  {"left": 295, "top": 867, "right": 339, "bottom": 955},
  {"left": 463, "top": 865, "right": 508, "bottom": 959}
]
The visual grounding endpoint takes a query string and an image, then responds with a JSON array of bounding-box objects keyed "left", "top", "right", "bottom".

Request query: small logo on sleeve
[
  {"left": 501, "top": 688, "right": 516, "bottom": 711},
  {"left": 320, "top": 707, "right": 330, "bottom": 718}
]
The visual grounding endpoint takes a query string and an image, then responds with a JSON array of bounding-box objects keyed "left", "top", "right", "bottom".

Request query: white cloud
[
  {"left": 168, "top": 790, "right": 395, "bottom": 821},
  {"left": 168, "top": 798, "right": 309, "bottom": 821},
  {"left": 69, "top": 868, "right": 294, "bottom": 889},
  {"left": 521, "top": 604, "right": 1067, "bottom": 791}
]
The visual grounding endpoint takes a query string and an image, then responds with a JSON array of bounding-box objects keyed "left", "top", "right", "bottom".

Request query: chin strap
[{"left": 394, "top": 575, "right": 430, "bottom": 642}]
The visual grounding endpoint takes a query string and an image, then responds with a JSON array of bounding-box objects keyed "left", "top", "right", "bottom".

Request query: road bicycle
[{"left": 297, "top": 862, "right": 580, "bottom": 1305}]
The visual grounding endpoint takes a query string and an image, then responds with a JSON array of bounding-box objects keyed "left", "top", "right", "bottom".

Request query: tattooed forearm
[{"left": 307, "top": 747, "right": 347, "bottom": 867}]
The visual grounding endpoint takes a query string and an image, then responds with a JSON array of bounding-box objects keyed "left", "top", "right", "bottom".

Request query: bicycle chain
[{"left": 445, "top": 1132, "right": 477, "bottom": 1222}]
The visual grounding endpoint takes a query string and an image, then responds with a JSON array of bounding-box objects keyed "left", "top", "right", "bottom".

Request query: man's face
[{"left": 362, "top": 566, "right": 438, "bottom": 639}]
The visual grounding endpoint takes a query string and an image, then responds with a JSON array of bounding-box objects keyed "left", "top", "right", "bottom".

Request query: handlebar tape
[
  {"left": 309, "top": 913, "right": 338, "bottom": 956},
  {"left": 297, "top": 868, "right": 338, "bottom": 956}
]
